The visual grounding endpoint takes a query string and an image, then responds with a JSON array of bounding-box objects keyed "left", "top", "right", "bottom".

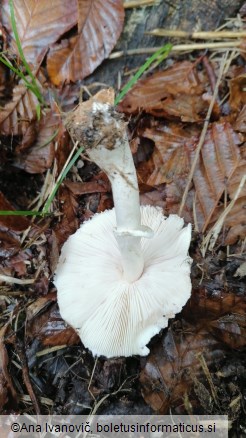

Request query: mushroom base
[{"left": 54, "top": 206, "right": 192, "bottom": 358}]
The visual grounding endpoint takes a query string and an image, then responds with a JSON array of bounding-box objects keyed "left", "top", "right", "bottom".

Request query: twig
[
  {"left": 197, "top": 353, "right": 219, "bottom": 406},
  {"left": 178, "top": 53, "right": 228, "bottom": 217},
  {"left": 124, "top": 0, "right": 156, "bottom": 7},
  {"left": 0, "top": 261, "right": 45, "bottom": 285},
  {"left": 0, "top": 275, "right": 35, "bottom": 285},
  {"left": 87, "top": 357, "right": 98, "bottom": 401},
  {"left": 146, "top": 28, "right": 246, "bottom": 39},
  {"left": 19, "top": 394, "right": 53, "bottom": 406},
  {"left": 109, "top": 42, "right": 240, "bottom": 59},
  {"left": 15, "top": 338, "right": 41, "bottom": 414}
]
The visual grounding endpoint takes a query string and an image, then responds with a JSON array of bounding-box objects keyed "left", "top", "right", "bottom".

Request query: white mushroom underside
[{"left": 54, "top": 206, "right": 192, "bottom": 358}]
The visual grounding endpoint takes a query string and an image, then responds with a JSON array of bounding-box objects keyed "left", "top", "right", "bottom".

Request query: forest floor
[{"left": 0, "top": 1, "right": 246, "bottom": 436}]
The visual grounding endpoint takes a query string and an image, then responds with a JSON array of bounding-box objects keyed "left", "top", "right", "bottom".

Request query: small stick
[
  {"left": 16, "top": 338, "right": 41, "bottom": 414},
  {"left": 124, "top": 0, "right": 156, "bottom": 7},
  {"left": 109, "top": 42, "right": 240, "bottom": 59},
  {"left": 0, "top": 275, "right": 35, "bottom": 285},
  {"left": 146, "top": 28, "right": 246, "bottom": 39}
]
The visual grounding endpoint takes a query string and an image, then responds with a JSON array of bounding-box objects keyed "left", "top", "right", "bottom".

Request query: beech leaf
[
  {"left": 141, "top": 123, "right": 198, "bottom": 185},
  {"left": 13, "top": 111, "right": 60, "bottom": 174},
  {"left": 0, "top": 84, "right": 39, "bottom": 135},
  {"left": 118, "top": 61, "right": 210, "bottom": 122},
  {"left": 2, "top": 0, "right": 78, "bottom": 64},
  {"left": 140, "top": 322, "right": 224, "bottom": 413},
  {"left": 192, "top": 122, "right": 241, "bottom": 231},
  {"left": 47, "top": 0, "right": 124, "bottom": 85}
]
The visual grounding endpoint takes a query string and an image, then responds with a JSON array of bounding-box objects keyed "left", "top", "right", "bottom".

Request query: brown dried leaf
[
  {"left": 26, "top": 293, "right": 57, "bottom": 320},
  {"left": 54, "top": 186, "right": 78, "bottom": 246},
  {"left": 26, "top": 297, "right": 79, "bottom": 346},
  {"left": 186, "top": 289, "right": 246, "bottom": 349},
  {"left": 228, "top": 145, "right": 246, "bottom": 199},
  {"left": 218, "top": 198, "right": 246, "bottom": 245},
  {"left": 0, "top": 83, "right": 39, "bottom": 135},
  {"left": 192, "top": 122, "right": 241, "bottom": 231},
  {"left": 16, "top": 121, "right": 38, "bottom": 152},
  {"left": 47, "top": 230, "right": 59, "bottom": 277},
  {"left": 2, "top": 0, "right": 78, "bottom": 64},
  {"left": 165, "top": 181, "right": 195, "bottom": 225},
  {"left": 0, "top": 193, "right": 37, "bottom": 277},
  {"left": 140, "top": 321, "right": 224, "bottom": 413},
  {"left": 0, "top": 192, "right": 30, "bottom": 233},
  {"left": 234, "top": 105, "right": 246, "bottom": 132},
  {"left": 0, "top": 229, "right": 20, "bottom": 259},
  {"left": 209, "top": 145, "right": 246, "bottom": 244},
  {"left": 54, "top": 82, "right": 82, "bottom": 113},
  {"left": 118, "top": 61, "right": 210, "bottom": 122},
  {"left": 210, "top": 314, "right": 246, "bottom": 349},
  {"left": 185, "top": 289, "right": 246, "bottom": 322},
  {"left": 140, "top": 188, "right": 166, "bottom": 210},
  {"left": 14, "top": 110, "right": 60, "bottom": 173},
  {"left": 64, "top": 172, "right": 110, "bottom": 195},
  {"left": 47, "top": 0, "right": 124, "bottom": 86},
  {"left": 142, "top": 123, "right": 198, "bottom": 185},
  {"left": 229, "top": 73, "right": 246, "bottom": 112}
]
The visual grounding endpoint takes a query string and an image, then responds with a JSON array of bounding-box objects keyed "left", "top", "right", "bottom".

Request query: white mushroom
[{"left": 54, "top": 89, "right": 192, "bottom": 358}]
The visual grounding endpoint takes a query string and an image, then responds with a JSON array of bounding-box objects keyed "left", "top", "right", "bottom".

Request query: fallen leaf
[
  {"left": 2, "top": 0, "right": 78, "bottom": 65},
  {"left": 47, "top": 0, "right": 124, "bottom": 85},
  {"left": 229, "top": 73, "right": 246, "bottom": 112},
  {"left": 234, "top": 105, "right": 246, "bottom": 132},
  {"left": 46, "top": 230, "right": 60, "bottom": 277},
  {"left": 227, "top": 145, "right": 246, "bottom": 199},
  {"left": 54, "top": 83, "right": 82, "bottom": 113},
  {"left": 118, "top": 61, "right": 210, "bottom": 122},
  {"left": 221, "top": 198, "right": 246, "bottom": 245},
  {"left": 0, "top": 192, "right": 30, "bottom": 233},
  {"left": 210, "top": 314, "right": 246, "bottom": 349},
  {"left": 141, "top": 122, "right": 197, "bottom": 185},
  {"left": 26, "top": 297, "right": 79, "bottom": 346},
  {"left": 54, "top": 186, "right": 78, "bottom": 246},
  {"left": 165, "top": 181, "right": 195, "bottom": 225},
  {"left": 209, "top": 145, "right": 246, "bottom": 244},
  {"left": 0, "top": 83, "right": 39, "bottom": 135},
  {"left": 13, "top": 110, "right": 59, "bottom": 173},
  {"left": 16, "top": 122, "right": 38, "bottom": 152},
  {"left": 0, "top": 230, "right": 20, "bottom": 259},
  {"left": 184, "top": 289, "right": 246, "bottom": 323},
  {"left": 140, "top": 321, "right": 224, "bottom": 413},
  {"left": 64, "top": 172, "right": 110, "bottom": 195},
  {"left": 191, "top": 122, "right": 241, "bottom": 231},
  {"left": 140, "top": 188, "right": 166, "bottom": 209}
]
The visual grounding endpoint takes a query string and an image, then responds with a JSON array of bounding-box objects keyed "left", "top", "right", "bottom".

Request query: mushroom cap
[{"left": 54, "top": 206, "right": 192, "bottom": 358}]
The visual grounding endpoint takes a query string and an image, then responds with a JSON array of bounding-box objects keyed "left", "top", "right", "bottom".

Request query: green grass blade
[
  {"left": 9, "top": 0, "right": 44, "bottom": 103},
  {"left": 0, "top": 210, "right": 46, "bottom": 216},
  {"left": 114, "top": 43, "right": 172, "bottom": 106},
  {"left": 0, "top": 55, "right": 42, "bottom": 103},
  {"left": 36, "top": 129, "right": 59, "bottom": 150},
  {"left": 42, "top": 146, "right": 84, "bottom": 214}
]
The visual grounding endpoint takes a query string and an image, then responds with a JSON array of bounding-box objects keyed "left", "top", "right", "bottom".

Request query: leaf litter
[{"left": 0, "top": 0, "right": 245, "bottom": 432}]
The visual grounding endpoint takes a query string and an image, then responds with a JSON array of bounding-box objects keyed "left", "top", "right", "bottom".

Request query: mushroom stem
[
  {"left": 86, "top": 105, "right": 152, "bottom": 282},
  {"left": 66, "top": 98, "right": 153, "bottom": 282}
]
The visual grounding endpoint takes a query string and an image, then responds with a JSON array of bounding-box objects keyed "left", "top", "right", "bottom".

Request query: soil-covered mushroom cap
[{"left": 54, "top": 205, "right": 192, "bottom": 358}]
